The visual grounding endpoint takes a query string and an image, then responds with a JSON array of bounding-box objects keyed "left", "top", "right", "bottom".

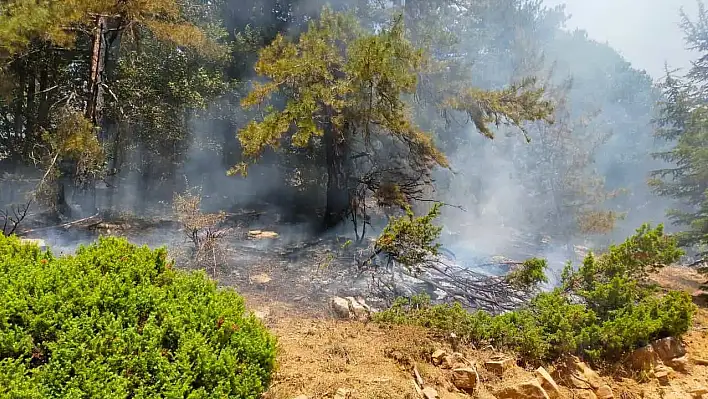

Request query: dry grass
[{"left": 172, "top": 189, "right": 230, "bottom": 277}]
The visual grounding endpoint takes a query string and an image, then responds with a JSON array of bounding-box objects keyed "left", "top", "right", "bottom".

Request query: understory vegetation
[
  {"left": 374, "top": 224, "right": 696, "bottom": 364},
  {"left": 1, "top": 0, "right": 708, "bottom": 394},
  {"left": 0, "top": 235, "right": 276, "bottom": 398}
]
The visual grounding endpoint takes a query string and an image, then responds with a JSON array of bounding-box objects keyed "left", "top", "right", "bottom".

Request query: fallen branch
[{"left": 18, "top": 212, "right": 101, "bottom": 235}]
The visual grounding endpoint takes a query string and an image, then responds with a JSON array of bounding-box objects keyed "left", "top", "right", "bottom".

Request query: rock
[
  {"left": 249, "top": 273, "right": 272, "bottom": 285},
  {"left": 576, "top": 391, "right": 597, "bottom": 399},
  {"left": 652, "top": 337, "right": 686, "bottom": 363},
  {"left": 554, "top": 356, "right": 603, "bottom": 390},
  {"left": 655, "top": 367, "right": 671, "bottom": 386},
  {"left": 627, "top": 345, "right": 661, "bottom": 372},
  {"left": 687, "top": 386, "right": 708, "bottom": 398},
  {"left": 451, "top": 367, "right": 480, "bottom": 391},
  {"left": 330, "top": 297, "right": 352, "bottom": 319},
  {"left": 334, "top": 388, "right": 353, "bottom": 399},
  {"left": 432, "top": 349, "right": 448, "bottom": 366},
  {"left": 659, "top": 388, "right": 687, "bottom": 399},
  {"left": 441, "top": 352, "right": 468, "bottom": 369},
  {"left": 667, "top": 355, "right": 690, "bottom": 373},
  {"left": 248, "top": 230, "right": 279, "bottom": 239},
  {"left": 495, "top": 379, "right": 550, "bottom": 399},
  {"left": 329, "top": 297, "right": 373, "bottom": 321},
  {"left": 485, "top": 355, "right": 515, "bottom": 376},
  {"left": 422, "top": 386, "right": 440, "bottom": 399},
  {"left": 345, "top": 296, "right": 371, "bottom": 321},
  {"left": 534, "top": 367, "right": 561, "bottom": 399},
  {"left": 596, "top": 385, "right": 614, "bottom": 399}
]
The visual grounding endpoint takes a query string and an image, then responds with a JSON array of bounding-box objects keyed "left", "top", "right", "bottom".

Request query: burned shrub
[{"left": 173, "top": 189, "right": 230, "bottom": 276}]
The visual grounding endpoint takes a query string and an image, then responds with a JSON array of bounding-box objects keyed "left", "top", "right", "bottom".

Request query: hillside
[{"left": 249, "top": 266, "right": 708, "bottom": 399}]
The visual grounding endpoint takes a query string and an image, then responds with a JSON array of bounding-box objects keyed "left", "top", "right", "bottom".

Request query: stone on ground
[
  {"left": 554, "top": 356, "right": 604, "bottom": 390},
  {"left": 422, "top": 386, "right": 440, "bottom": 399},
  {"left": 441, "top": 352, "right": 468, "bottom": 369},
  {"left": 652, "top": 337, "right": 687, "bottom": 363},
  {"left": 330, "top": 297, "right": 351, "bottom": 319},
  {"left": 534, "top": 367, "right": 561, "bottom": 399},
  {"left": 595, "top": 385, "right": 614, "bottom": 399},
  {"left": 485, "top": 355, "right": 515, "bottom": 376},
  {"left": 495, "top": 379, "right": 550, "bottom": 399},
  {"left": 451, "top": 367, "right": 480, "bottom": 391},
  {"left": 432, "top": 349, "right": 447, "bottom": 366},
  {"left": 628, "top": 345, "right": 661, "bottom": 372}
]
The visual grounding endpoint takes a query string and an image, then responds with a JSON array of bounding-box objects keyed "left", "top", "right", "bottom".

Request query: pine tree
[
  {"left": 650, "top": 2, "right": 708, "bottom": 256},
  {"left": 235, "top": 7, "right": 554, "bottom": 229},
  {"left": 0, "top": 0, "right": 227, "bottom": 215}
]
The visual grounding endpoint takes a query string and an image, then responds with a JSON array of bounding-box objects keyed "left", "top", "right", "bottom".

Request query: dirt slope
[{"left": 247, "top": 266, "right": 708, "bottom": 399}]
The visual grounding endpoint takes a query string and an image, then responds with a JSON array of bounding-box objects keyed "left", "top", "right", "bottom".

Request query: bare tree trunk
[{"left": 86, "top": 15, "right": 107, "bottom": 125}]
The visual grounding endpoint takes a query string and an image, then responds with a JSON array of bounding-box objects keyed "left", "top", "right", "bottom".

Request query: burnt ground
[
  {"left": 16, "top": 208, "right": 536, "bottom": 316},
  {"left": 16, "top": 210, "right": 404, "bottom": 315}
]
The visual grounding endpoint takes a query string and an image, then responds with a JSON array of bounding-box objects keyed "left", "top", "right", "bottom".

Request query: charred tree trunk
[{"left": 323, "top": 123, "right": 352, "bottom": 229}]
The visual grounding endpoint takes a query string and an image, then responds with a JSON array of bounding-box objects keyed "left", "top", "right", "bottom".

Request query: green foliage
[
  {"left": 375, "top": 203, "right": 443, "bottom": 270},
  {"left": 651, "top": 4, "right": 708, "bottom": 254},
  {"left": 233, "top": 7, "right": 446, "bottom": 176},
  {"left": 505, "top": 258, "right": 549, "bottom": 290},
  {"left": 375, "top": 224, "right": 696, "bottom": 364},
  {"left": 443, "top": 77, "right": 554, "bottom": 142},
  {"left": 567, "top": 224, "right": 683, "bottom": 288},
  {"left": 0, "top": 234, "right": 276, "bottom": 398},
  {"left": 0, "top": 0, "right": 221, "bottom": 56}
]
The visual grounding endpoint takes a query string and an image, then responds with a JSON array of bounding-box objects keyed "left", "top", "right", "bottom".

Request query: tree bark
[
  {"left": 86, "top": 15, "right": 107, "bottom": 125},
  {"left": 57, "top": 16, "right": 107, "bottom": 218},
  {"left": 37, "top": 56, "right": 50, "bottom": 131},
  {"left": 13, "top": 59, "right": 25, "bottom": 141},
  {"left": 323, "top": 124, "right": 352, "bottom": 229}
]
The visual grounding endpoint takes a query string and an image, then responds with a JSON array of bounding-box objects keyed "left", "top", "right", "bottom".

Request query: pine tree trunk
[
  {"left": 86, "top": 15, "right": 106, "bottom": 125},
  {"left": 323, "top": 124, "right": 352, "bottom": 229},
  {"left": 13, "top": 60, "right": 25, "bottom": 140},
  {"left": 37, "top": 58, "right": 50, "bottom": 131},
  {"left": 57, "top": 16, "right": 107, "bottom": 218}
]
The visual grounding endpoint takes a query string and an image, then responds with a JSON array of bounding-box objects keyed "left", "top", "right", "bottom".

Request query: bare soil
[{"left": 245, "top": 265, "right": 708, "bottom": 399}]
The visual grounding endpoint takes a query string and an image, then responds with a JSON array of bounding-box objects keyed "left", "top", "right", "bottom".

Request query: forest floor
[{"left": 242, "top": 266, "right": 708, "bottom": 399}]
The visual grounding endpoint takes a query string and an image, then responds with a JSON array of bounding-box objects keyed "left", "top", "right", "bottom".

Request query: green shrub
[
  {"left": 0, "top": 235, "right": 276, "bottom": 398},
  {"left": 505, "top": 257, "right": 549, "bottom": 289},
  {"left": 374, "top": 224, "right": 697, "bottom": 364}
]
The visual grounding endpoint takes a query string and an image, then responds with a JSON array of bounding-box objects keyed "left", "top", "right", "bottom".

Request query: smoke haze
[{"left": 543, "top": 0, "right": 700, "bottom": 78}]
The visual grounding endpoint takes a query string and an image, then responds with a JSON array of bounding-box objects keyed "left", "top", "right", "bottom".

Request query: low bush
[
  {"left": 0, "top": 235, "right": 276, "bottom": 398},
  {"left": 374, "top": 224, "right": 697, "bottom": 364}
]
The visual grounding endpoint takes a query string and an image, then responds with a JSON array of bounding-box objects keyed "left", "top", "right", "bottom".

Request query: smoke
[
  {"left": 543, "top": 0, "right": 700, "bottom": 79},
  {"left": 0, "top": 0, "right": 689, "bottom": 280}
]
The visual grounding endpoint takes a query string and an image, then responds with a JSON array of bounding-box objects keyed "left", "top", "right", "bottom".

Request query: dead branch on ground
[{"left": 357, "top": 235, "right": 536, "bottom": 314}]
